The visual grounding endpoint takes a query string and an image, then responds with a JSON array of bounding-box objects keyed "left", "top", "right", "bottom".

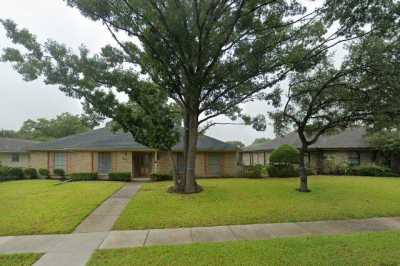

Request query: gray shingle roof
[
  {"left": 30, "top": 128, "right": 237, "bottom": 152},
  {"left": 0, "top": 138, "right": 39, "bottom": 153},
  {"left": 242, "top": 128, "right": 372, "bottom": 152}
]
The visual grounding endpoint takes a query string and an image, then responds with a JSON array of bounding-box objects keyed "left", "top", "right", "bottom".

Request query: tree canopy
[
  {"left": 226, "top": 141, "right": 245, "bottom": 149},
  {"left": 1, "top": 0, "right": 326, "bottom": 193},
  {"left": 0, "top": 112, "right": 97, "bottom": 141},
  {"left": 252, "top": 138, "right": 272, "bottom": 146}
]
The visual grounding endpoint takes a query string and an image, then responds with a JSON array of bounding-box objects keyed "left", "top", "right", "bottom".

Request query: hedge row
[
  {"left": 109, "top": 172, "right": 132, "bottom": 182},
  {"left": 150, "top": 174, "right": 173, "bottom": 181}
]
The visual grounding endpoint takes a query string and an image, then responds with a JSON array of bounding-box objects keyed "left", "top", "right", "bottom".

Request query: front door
[
  {"left": 133, "top": 153, "right": 153, "bottom": 177},
  {"left": 98, "top": 152, "right": 112, "bottom": 174}
]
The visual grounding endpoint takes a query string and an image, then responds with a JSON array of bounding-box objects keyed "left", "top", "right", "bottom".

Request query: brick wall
[{"left": 0, "top": 153, "right": 30, "bottom": 168}]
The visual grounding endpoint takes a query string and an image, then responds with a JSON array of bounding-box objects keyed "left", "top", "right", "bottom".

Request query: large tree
[
  {"left": 1, "top": 0, "right": 324, "bottom": 193},
  {"left": 0, "top": 112, "right": 98, "bottom": 141}
]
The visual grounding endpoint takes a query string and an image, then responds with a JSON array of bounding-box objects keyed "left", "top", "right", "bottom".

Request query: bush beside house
[
  {"left": 268, "top": 144, "right": 300, "bottom": 177},
  {"left": 69, "top": 172, "right": 98, "bottom": 181},
  {"left": 53, "top": 169, "right": 65, "bottom": 179},
  {"left": 150, "top": 174, "right": 173, "bottom": 181},
  {"left": 23, "top": 168, "right": 38, "bottom": 179},
  {"left": 38, "top": 168, "right": 50, "bottom": 178},
  {"left": 241, "top": 165, "right": 264, "bottom": 178},
  {"left": 109, "top": 172, "right": 132, "bottom": 182}
]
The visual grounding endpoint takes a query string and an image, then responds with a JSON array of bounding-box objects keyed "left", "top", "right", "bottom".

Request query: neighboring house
[
  {"left": 241, "top": 128, "right": 392, "bottom": 173},
  {"left": 0, "top": 138, "right": 39, "bottom": 168},
  {"left": 29, "top": 128, "right": 239, "bottom": 178}
]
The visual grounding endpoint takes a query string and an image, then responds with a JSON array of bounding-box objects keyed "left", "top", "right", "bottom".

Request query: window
[
  {"left": 348, "top": 152, "right": 361, "bottom": 166},
  {"left": 98, "top": 152, "right": 112, "bottom": 173},
  {"left": 54, "top": 153, "right": 66, "bottom": 170},
  {"left": 11, "top": 153, "right": 19, "bottom": 162}
]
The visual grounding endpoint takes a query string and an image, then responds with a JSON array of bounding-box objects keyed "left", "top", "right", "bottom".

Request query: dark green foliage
[
  {"left": 108, "top": 172, "right": 131, "bottom": 182},
  {"left": 0, "top": 167, "right": 10, "bottom": 181},
  {"left": 267, "top": 164, "right": 298, "bottom": 178},
  {"left": 8, "top": 167, "right": 24, "bottom": 179},
  {"left": 226, "top": 141, "right": 245, "bottom": 149},
  {"left": 53, "top": 169, "right": 65, "bottom": 178},
  {"left": 0, "top": 113, "right": 99, "bottom": 141},
  {"left": 0, "top": 129, "right": 19, "bottom": 138},
  {"left": 0, "top": 167, "right": 26, "bottom": 181},
  {"left": 241, "top": 165, "right": 264, "bottom": 179},
  {"left": 348, "top": 166, "right": 397, "bottom": 177},
  {"left": 23, "top": 168, "right": 38, "bottom": 179},
  {"left": 69, "top": 172, "right": 98, "bottom": 181},
  {"left": 150, "top": 174, "right": 173, "bottom": 182},
  {"left": 270, "top": 145, "right": 300, "bottom": 164},
  {"left": 38, "top": 168, "right": 50, "bottom": 178},
  {"left": 252, "top": 138, "right": 272, "bottom": 146}
]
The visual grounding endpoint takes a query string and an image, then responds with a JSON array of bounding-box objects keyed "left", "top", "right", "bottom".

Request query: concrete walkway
[
  {"left": 74, "top": 183, "right": 141, "bottom": 233},
  {"left": 28, "top": 182, "right": 142, "bottom": 266},
  {"left": 0, "top": 217, "right": 400, "bottom": 265}
]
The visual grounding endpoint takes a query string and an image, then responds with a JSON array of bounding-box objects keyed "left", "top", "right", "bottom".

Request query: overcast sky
[{"left": 0, "top": 0, "right": 327, "bottom": 145}]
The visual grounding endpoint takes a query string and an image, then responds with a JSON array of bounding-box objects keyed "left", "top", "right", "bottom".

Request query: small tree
[
  {"left": 269, "top": 144, "right": 299, "bottom": 165},
  {"left": 269, "top": 50, "right": 399, "bottom": 191}
]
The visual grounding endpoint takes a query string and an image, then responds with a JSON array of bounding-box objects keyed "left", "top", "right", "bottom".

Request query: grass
[
  {"left": 0, "top": 253, "right": 42, "bottom": 266},
  {"left": 114, "top": 176, "right": 400, "bottom": 230},
  {"left": 88, "top": 231, "right": 400, "bottom": 266},
  {"left": 0, "top": 180, "right": 123, "bottom": 236}
]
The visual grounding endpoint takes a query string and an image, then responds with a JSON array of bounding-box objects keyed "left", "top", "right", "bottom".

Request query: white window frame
[{"left": 54, "top": 153, "right": 66, "bottom": 170}]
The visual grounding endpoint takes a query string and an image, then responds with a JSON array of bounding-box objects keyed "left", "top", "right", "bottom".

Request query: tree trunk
[
  {"left": 184, "top": 111, "right": 202, "bottom": 193},
  {"left": 298, "top": 146, "right": 311, "bottom": 192},
  {"left": 171, "top": 110, "right": 202, "bottom": 194},
  {"left": 167, "top": 150, "right": 185, "bottom": 193}
]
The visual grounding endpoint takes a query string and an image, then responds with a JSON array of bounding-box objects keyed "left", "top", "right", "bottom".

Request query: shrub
[
  {"left": 0, "top": 166, "right": 11, "bottom": 181},
  {"left": 53, "top": 169, "right": 65, "bottom": 178},
  {"left": 23, "top": 168, "right": 38, "bottom": 179},
  {"left": 0, "top": 166, "right": 10, "bottom": 177},
  {"left": 150, "top": 174, "right": 173, "bottom": 181},
  {"left": 348, "top": 165, "right": 397, "bottom": 177},
  {"left": 69, "top": 172, "right": 98, "bottom": 181},
  {"left": 267, "top": 164, "right": 298, "bottom": 178},
  {"left": 270, "top": 144, "right": 300, "bottom": 164},
  {"left": 109, "top": 172, "right": 131, "bottom": 182},
  {"left": 8, "top": 167, "right": 24, "bottom": 179},
  {"left": 241, "top": 165, "right": 264, "bottom": 178},
  {"left": 38, "top": 168, "right": 50, "bottom": 178}
]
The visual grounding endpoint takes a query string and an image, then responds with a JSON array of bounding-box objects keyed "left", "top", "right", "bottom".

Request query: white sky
[{"left": 0, "top": 0, "right": 331, "bottom": 145}]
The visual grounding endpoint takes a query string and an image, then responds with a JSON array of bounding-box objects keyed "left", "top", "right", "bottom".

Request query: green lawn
[
  {"left": 0, "top": 180, "right": 123, "bottom": 236},
  {"left": 88, "top": 231, "right": 400, "bottom": 266},
  {"left": 114, "top": 176, "right": 400, "bottom": 230},
  {"left": 0, "top": 253, "right": 42, "bottom": 266}
]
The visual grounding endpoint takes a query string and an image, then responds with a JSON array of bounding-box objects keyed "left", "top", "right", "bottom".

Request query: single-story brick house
[
  {"left": 29, "top": 128, "right": 240, "bottom": 178},
  {"left": 241, "top": 128, "right": 398, "bottom": 173},
  {"left": 0, "top": 138, "right": 39, "bottom": 168}
]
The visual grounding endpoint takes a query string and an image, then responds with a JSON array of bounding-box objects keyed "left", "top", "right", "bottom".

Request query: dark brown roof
[
  {"left": 243, "top": 128, "right": 372, "bottom": 152},
  {"left": 0, "top": 138, "right": 39, "bottom": 153},
  {"left": 30, "top": 128, "right": 237, "bottom": 152}
]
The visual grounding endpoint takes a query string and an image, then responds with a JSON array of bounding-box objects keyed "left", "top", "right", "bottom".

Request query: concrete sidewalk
[
  {"left": 99, "top": 217, "right": 400, "bottom": 249},
  {"left": 0, "top": 217, "right": 399, "bottom": 265}
]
